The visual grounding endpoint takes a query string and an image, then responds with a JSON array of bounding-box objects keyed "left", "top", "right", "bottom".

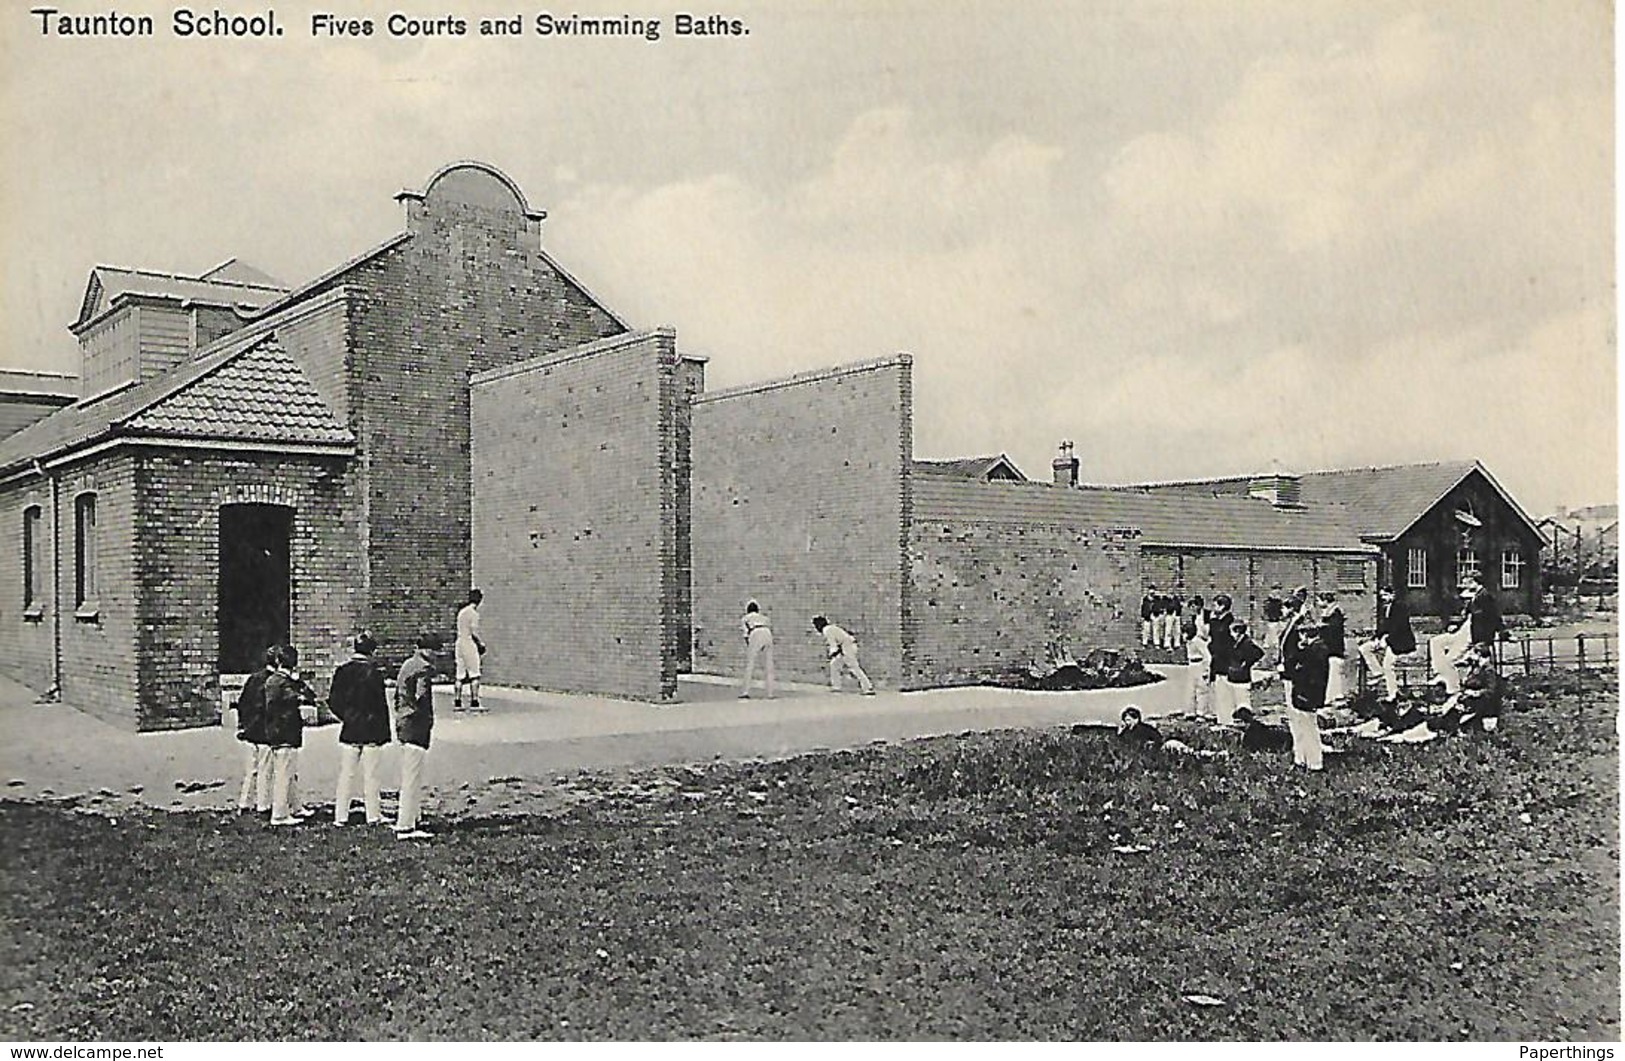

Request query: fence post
[
  {"left": 1521, "top": 637, "right": 1532, "bottom": 676},
  {"left": 1577, "top": 633, "right": 1586, "bottom": 672},
  {"left": 1548, "top": 636, "right": 1556, "bottom": 670}
]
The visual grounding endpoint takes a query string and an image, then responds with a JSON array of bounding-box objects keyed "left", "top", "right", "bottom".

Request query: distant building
[
  {"left": 0, "top": 370, "right": 78, "bottom": 439},
  {"left": 1539, "top": 504, "right": 1618, "bottom": 583},
  {"left": 1124, "top": 460, "right": 1544, "bottom": 619}
]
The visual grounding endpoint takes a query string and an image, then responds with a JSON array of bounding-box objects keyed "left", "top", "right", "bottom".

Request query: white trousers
[
  {"left": 1326, "top": 657, "right": 1347, "bottom": 704},
  {"left": 1430, "top": 627, "right": 1472, "bottom": 693},
  {"left": 1221, "top": 679, "right": 1251, "bottom": 723},
  {"left": 1141, "top": 619, "right": 1153, "bottom": 645},
  {"left": 1286, "top": 706, "right": 1324, "bottom": 770},
  {"left": 1189, "top": 669, "right": 1213, "bottom": 718},
  {"left": 829, "top": 650, "right": 873, "bottom": 693},
  {"left": 1358, "top": 638, "right": 1399, "bottom": 700},
  {"left": 238, "top": 743, "right": 272, "bottom": 811},
  {"left": 269, "top": 747, "right": 304, "bottom": 820},
  {"left": 398, "top": 743, "right": 428, "bottom": 831},
  {"left": 741, "top": 631, "right": 776, "bottom": 697},
  {"left": 335, "top": 743, "right": 384, "bottom": 824}
]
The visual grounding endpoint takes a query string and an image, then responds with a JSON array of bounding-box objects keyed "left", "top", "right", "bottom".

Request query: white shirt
[
  {"left": 742, "top": 612, "right": 772, "bottom": 640},
  {"left": 456, "top": 603, "right": 482, "bottom": 642},
  {"left": 822, "top": 624, "right": 858, "bottom": 657}
]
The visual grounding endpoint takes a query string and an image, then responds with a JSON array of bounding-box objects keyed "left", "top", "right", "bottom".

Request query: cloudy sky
[{"left": 1, "top": 0, "right": 1613, "bottom": 513}]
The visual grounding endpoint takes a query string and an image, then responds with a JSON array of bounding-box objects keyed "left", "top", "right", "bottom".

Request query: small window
[
  {"left": 74, "top": 493, "right": 97, "bottom": 608},
  {"left": 1456, "top": 548, "right": 1479, "bottom": 584},
  {"left": 1337, "top": 558, "right": 1367, "bottom": 591},
  {"left": 1502, "top": 549, "right": 1524, "bottom": 589},
  {"left": 1407, "top": 547, "right": 1427, "bottom": 589},
  {"left": 22, "top": 506, "right": 42, "bottom": 611}
]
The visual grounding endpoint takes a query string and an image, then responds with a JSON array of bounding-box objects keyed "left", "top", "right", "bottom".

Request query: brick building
[
  {"left": 1126, "top": 461, "right": 1544, "bottom": 619},
  {"left": 0, "top": 162, "right": 630, "bottom": 729},
  {"left": 0, "top": 160, "right": 1544, "bottom": 729}
]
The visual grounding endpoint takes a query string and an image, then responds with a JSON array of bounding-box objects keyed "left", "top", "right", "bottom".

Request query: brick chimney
[{"left": 1052, "top": 440, "right": 1079, "bottom": 487}]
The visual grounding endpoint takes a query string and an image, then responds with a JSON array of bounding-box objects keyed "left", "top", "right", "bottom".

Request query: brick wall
[
  {"left": 1144, "top": 546, "right": 1380, "bottom": 635},
  {"left": 906, "top": 495, "right": 1141, "bottom": 686},
  {"left": 0, "top": 476, "right": 60, "bottom": 694},
  {"left": 333, "top": 169, "right": 627, "bottom": 665},
  {"left": 691, "top": 356, "right": 912, "bottom": 688},
  {"left": 54, "top": 453, "right": 140, "bottom": 728},
  {"left": 471, "top": 331, "right": 682, "bottom": 701},
  {"left": 135, "top": 450, "right": 362, "bottom": 731}
]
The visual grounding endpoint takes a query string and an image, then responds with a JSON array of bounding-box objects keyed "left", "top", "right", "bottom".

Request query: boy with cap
[
  {"left": 813, "top": 616, "right": 874, "bottom": 695},
  {"left": 1281, "top": 622, "right": 1330, "bottom": 771},
  {"left": 331, "top": 632, "right": 390, "bottom": 826},
  {"left": 394, "top": 632, "right": 441, "bottom": 839}
]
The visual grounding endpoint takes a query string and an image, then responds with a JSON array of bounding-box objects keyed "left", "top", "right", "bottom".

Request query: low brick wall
[{"left": 907, "top": 478, "right": 1141, "bottom": 686}]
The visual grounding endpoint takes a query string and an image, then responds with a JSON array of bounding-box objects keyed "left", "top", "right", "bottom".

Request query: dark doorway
[{"left": 219, "top": 504, "right": 293, "bottom": 672}]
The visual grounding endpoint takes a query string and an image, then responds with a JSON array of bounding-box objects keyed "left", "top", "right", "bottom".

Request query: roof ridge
[{"left": 93, "top": 264, "right": 287, "bottom": 292}]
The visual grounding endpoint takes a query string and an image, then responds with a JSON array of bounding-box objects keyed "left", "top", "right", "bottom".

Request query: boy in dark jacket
[
  {"left": 394, "top": 632, "right": 441, "bottom": 840},
  {"left": 1221, "top": 620, "right": 1266, "bottom": 725},
  {"left": 1233, "top": 706, "right": 1293, "bottom": 753},
  {"left": 1317, "top": 592, "right": 1349, "bottom": 705},
  {"left": 234, "top": 646, "right": 276, "bottom": 814},
  {"left": 331, "top": 632, "right": 390, "bottom": 826},
  {"left": 1358, "top": 587, "right": 1415, "bottom": 703},
  {"left": 265, "top": 645, "right": 318, "bottom": 826},
  {"left": 1282, "top": 623, "right": 1330, "bottom": 771},
  {"left": 1207, "top": 594, "right": 1236, "bottom": 718}
]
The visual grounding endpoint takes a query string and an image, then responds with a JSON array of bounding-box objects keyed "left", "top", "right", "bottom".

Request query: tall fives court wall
[
  {"left": 691, "top": 356, "right": 913, "bottom": 688},
  {"left": 471, "top": 330, "right": 692, "bottom": 701}
]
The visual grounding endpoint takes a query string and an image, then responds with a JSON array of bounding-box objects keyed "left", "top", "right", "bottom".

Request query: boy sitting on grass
[
  {"left": 1232, "top": 705, "right": 1293, "bottom": 753},
  {"left": 1117, "top": 706, "right": 1228, "bottom": 761}
]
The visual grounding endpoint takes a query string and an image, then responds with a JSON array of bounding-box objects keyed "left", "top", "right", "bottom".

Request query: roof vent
[{"left": 1248, "top": 460, "right": 1302, "bottom": 507}]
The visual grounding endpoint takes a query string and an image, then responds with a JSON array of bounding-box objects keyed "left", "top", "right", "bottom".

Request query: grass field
[{"left": 1, "top": 672, "right": 1617, "bottom": 1041}]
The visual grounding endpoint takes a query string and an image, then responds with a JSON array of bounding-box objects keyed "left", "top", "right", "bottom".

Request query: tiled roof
[
  {"left": 913, "top": 455, "right": 1027, "bottom": 481},
  {"left": 1116, "top": 460, "right": 1537, "bottom": 542},
  {"left": 912, "top": 477, "right": 1375, "bottom": 553},
  {"left": 0, "top": 333, "right": 351, "bottom": 475},
  {"left": 122, "top": 340, "right": 352, "bottom": 446},
  {"left": 79, "top": 265, "right": 287, "bottom": 327},
  {"left": 1295, "top": 462, "right": 1481, "bottom": 539}
]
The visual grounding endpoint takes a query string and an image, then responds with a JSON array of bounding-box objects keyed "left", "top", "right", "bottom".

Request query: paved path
[{"left": 0, "top": 666, "right": 1193, "bottom": 820}]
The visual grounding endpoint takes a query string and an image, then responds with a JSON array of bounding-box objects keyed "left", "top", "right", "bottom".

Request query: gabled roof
[
  {"left": 1120, "top": 459, "right": 1540, "bottom": 543},
  {"left": 913, "top": 454, "right": 1027, "bottom": 481},
  {"left": 199, "top": 258, "right": 286, "bottom": 287},
  {"left": 75, "top": 265, "right": 287, "bottom": 331},
  {"left": 0, "top": 332, "right": 351, "bottom": 476}
]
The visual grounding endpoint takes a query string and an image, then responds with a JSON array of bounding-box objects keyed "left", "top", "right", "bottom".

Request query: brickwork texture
[
  {"left": 691, "top": 357, "right": 912, "bottom": 688},
  {"left": 472, "top": 330, "right": 682, "bottom": 701}
]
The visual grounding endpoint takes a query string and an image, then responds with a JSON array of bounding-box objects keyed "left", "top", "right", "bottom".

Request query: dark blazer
[
  {"left": 1242, "top": 719, "right": 1293, "bottom": 752},
  {"left": 235, "top": 667, "right": 271, "bottom": 745},
  {"left": 1117, "top": 721, "right": 1164, "bottom": 747},
  {"left": 330, "top": 655, "right": 390, "bottom": 747},
  {"left": 1321, "top": 608, "right": 1347, "bottom": 658},
  {"left": 1379, "top": 599, "right": 1416, "bottom": 655},
  {"left": 1225, "top": 636, "right": 1265, "bottom": 684},
  {"left": 1285, "top": 639, "right": 1331, "bottom": 711},
  {"left": 1468, "top": 588, "right": 1505, "bottom": 647},
  {"left": 395, "top": 652, "right": 436, "bottom": 749},
  {"left": 262, "top": 670, "right": 310, "bottom": 749},
  {"left": 1207, "top": 611, "right": 1235, "bottom": 679}
]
